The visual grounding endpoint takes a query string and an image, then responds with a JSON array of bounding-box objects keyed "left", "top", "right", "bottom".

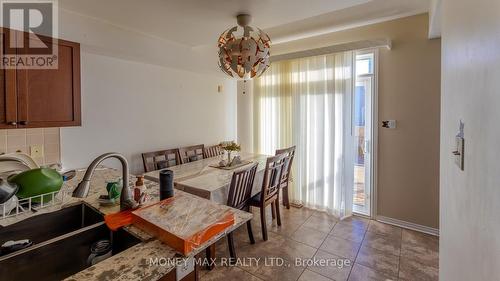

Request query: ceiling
[{"left": 59, "top": 0, "right": 429, "bottom": 47}]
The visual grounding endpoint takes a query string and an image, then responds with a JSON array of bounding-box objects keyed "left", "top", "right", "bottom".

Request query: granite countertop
[{"left": 1, "top": 167, "right": 253, "bottom": 281}]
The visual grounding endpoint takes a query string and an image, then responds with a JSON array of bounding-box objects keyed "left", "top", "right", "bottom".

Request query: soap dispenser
[{"left": 134, "top": 176, "right": 146, "bottom": 204}]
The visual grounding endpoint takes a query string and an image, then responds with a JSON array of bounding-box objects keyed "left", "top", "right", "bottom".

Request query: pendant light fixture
[{"left": 217, "top": 14, "right": 271, "bottom": 79}]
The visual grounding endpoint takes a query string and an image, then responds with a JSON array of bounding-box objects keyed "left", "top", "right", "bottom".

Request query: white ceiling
[{"left": 59, "top": 0, "right": 429, "bottom": 47}]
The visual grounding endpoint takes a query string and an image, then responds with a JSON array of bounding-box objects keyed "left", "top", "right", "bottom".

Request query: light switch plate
[
  {"left": 454, "top": 137, "right": 464, "bottom": 171},
  {"left": 382, "top": 120, "right": 397, "bottom": 129},
  {"left": 30, "top": 145, "right": 44, "bottom": 158}
]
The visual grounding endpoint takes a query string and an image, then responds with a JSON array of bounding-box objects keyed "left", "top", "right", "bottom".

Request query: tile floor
[{"left": 199, "top": 206, "right": 439, "bottom": 281}]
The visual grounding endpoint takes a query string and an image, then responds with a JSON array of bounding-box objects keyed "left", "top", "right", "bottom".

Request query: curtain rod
[{"left": 270, "top": 38, "right": 391, "bottom": 62}]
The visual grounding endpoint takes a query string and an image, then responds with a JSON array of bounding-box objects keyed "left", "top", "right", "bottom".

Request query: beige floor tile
[
  {"left": 200, "top": 265, "right": 263, "bottom": 281},
  {"left": 282, "top": 206, "right": 315, "bottom": 221},
  {"left": 307, "top": 250, "right": 353, "bottom": 281},
  {"left": 268, "top": 220, "right": 303, "bottom": 238},
  {"left": 207, "top": 207, "right": 439, "bottom": 281},
  {"left": 402, "top": 229, "right": 438, "bottom": 247},
  {"left": 400, "top": 245, "right": 439, "bottom": 268},
  {"left": 311, "top": 210, "right": 340, "bottom": 220},
  {"left": 362, "top": 232, "right": 401, "bottom": 256},
  {"left": 249, "top": 206, "right": 307, "bottom": 238},
  {"left": 291, "top": 225, "right": 329, "bottom": 248},
  {"left": 367, "top": 221, "right": 402, "bottom": 239},
  {"left": 400, "top": 230, "right": 439, "bottom": 267},
  {"left": 234, "top": 232, "right": 317, "bottom": 281},
  {"left": 348, "top": 263, "right": 396, "bottom": 281},
  {"left": 302, "top": 215, "right": 337, "bottom": 233},
  {"left": 340, "top": 216, "right": 370, "bottom": 230},
  {"left": 320, "top": 235, "right": 361, "bottom": 260},
  {"left": 330, "top": 222, "right": 367, "bottom": 243},
  {"left": 298, "top": 269, "right": 333, "bottom": 281},
  {"left": 355, "top": 246, "right": 399, "bottom": 277},
  {"left": 398, "top": 256, "right": 438, "bottom": 281}
]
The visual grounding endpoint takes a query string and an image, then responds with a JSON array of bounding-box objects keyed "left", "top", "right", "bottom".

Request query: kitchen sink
[
  {"left": 0, "top": 203, "right": 142, "bottom": 281},
  {"left": 0, "top": 203, "right": 104, "bottom": 245}
]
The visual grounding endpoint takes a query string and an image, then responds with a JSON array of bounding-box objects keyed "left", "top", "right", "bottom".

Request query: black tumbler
[{"left": 159, "top": 170, "right": 174, "bottom": 200}]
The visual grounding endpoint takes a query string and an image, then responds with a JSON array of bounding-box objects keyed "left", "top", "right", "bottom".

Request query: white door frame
[{"left": 351, "top": 48, "right": 378, "bottom": 219}]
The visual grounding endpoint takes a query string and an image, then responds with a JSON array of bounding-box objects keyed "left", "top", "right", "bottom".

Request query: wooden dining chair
[
  {"left": 179, "top": 144, "right": 205, "bottom": 164},
  {"left": 250, "top": 153, "right": 287, "bottom": 241},
  {"left": 225, "top": 163, "right": 258, "bottom": 264},
  {"left": 275, "top": 146, "right": 296, "bottom": 209},
  {"left": 142, "top": 149, "right": 181, "bottom": 172},
  {"left": 204, "top": 144, "right": 223, "bottom": 158}
]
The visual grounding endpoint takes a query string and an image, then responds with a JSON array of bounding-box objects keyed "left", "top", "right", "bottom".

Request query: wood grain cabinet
[{"left": 0, "top": 28, "right": 81, "bottom": 129}]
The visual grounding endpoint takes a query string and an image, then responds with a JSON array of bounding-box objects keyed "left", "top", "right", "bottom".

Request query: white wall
[
  {"left": 57, "top": 9, "right": 237, "bottom": 173},
  {"left": 61, "top": 52, "right": 236, "bottom": 173},
  {"left": 440, "top": 0, "right": 500, "bottom": 280},
  {"left": 236, "top": 81, "right": 254, "bottom": 153}
]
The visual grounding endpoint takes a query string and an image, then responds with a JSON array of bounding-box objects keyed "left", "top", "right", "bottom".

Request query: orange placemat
[
  {"left": 104, "top": 210, "right": 134, "bottom": 231},
  {"left": 131, "top": 193, "right": 234, "bottom": 255}
]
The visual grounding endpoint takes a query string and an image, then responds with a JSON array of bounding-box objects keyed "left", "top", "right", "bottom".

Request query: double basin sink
[{"left": 0, "top": 203, "right": 141, "bottom": 281}]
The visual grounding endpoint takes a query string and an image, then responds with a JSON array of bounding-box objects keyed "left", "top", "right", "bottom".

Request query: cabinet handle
[
  {"left": 7, "top": 121, "right": 17, "bottom": 126},
  {"left": 19, "top": 121, "right": 28, "bottom": 126}
]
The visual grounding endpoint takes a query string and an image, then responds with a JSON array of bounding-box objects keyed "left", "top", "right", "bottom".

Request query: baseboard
[{"left": 376, "top": 216, "right": 439, "bottom": 237}]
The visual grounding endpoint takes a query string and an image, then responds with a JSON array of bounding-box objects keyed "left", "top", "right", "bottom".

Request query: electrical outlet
[{"left": 30, "top": 145, "right": 44, "bottom": 158}]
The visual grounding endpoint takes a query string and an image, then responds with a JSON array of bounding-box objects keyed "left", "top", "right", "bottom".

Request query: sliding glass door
[
  {"left": 253, "top": 50, "right": 377, "bottom": 218},
  {"left": 253, "top": 52, "right": 354, "bottom": 218},
  {"left": 351, "top": 51, "right": 376, "bottom": 216}
]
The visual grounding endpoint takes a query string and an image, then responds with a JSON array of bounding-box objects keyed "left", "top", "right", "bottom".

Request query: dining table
[{"left": 143, "top": 152, "right": 269, "bottom": 205}]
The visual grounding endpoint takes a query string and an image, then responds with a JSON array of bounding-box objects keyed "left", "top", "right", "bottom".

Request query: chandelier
[{"left": 217, "top": 14, "right": 271, "bottom": 79}]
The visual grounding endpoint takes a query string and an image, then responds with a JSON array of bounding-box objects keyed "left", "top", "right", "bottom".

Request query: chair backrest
[
  {"left": 142, "top": 148, "right": 181, "bottom": 173},
  {"left": 204, "top": 145, "right": 223, "bottom": 158},
  {"left": 227, "top": 163, "right": 258, "bottom": 210},
  {"left": 276, "top": 146, "right": 296, "bottom": 184},
  {"left": 260, "top": 153, "right": 287, "bottom": 203},
  {"left": 179, "top": 144, "right": 205, "bottom": 164}
]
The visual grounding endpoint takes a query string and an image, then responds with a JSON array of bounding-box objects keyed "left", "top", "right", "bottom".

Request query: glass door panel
[{"left": 352, "top": 52, "right": 374, "bottom": 216}]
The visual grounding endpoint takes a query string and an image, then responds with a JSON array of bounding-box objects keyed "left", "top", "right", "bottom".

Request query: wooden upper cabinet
[
  {"left": 16, "top": 32, "right": 81, "bottom": 128},
  {"left": 0, "top": 29, "right": 81, "bottom": 129},
  {"left": 0, "top": 28, "right": 18, "bottom": 129}
]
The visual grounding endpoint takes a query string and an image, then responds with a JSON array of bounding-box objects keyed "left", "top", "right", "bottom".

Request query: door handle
[
  {"left": 19, "top": 121, "right": 28, "bottom": 126},
  {"left": 7, "top": 121, "right": 17, "bottom": 126}
]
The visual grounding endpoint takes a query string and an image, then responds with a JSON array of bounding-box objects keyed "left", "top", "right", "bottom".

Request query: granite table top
[
  {"left": 0, "top": 168, "right": 253, "bottom": 281},
  {"left": 144, "top": 152, "right": 269, "bottom": 204}
]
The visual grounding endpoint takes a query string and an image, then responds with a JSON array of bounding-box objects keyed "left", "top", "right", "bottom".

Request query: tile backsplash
[{"left": 0, "top": 128, "right": 61, "bottom": 166}]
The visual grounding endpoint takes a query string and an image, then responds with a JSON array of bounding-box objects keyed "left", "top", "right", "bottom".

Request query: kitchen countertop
[{"left": 0, "top": 168, "right": 253, "bottom": 281}]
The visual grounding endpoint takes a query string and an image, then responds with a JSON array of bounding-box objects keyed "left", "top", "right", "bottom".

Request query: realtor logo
[{"left": 0, "top": 0, "right": 58, "bottom": 69}]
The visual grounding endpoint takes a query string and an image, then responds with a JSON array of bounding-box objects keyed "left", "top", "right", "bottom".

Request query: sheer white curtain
[{"left": 254, "top": 52, "right": 353, "bottom": 218}]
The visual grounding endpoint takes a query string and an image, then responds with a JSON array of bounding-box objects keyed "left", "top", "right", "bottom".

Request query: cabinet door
[
  {"left": 16, "top": 32, "right": 81, "bottom": 128},
  {"left": 0, "top": 28, "right": 18, "bottom": 129}
]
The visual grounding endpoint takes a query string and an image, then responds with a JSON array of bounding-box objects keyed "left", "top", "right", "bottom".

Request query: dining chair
[
  {"left": 249, "top": 153, "right": 287, "bottom": 241},
  {"left": 275, "top": 146, "right": 296, "bottom": 209},
  {"left": 204, "top": 144, "right": 223, "bottom": 158},
  {"left": 142, "top": 149, "right": 181, "bottom": 172},
  {"left": 225, "top": 163, "right": 258, "bottom": 264},
  {"left": 179, "top": 144, "right": 205, "bottom": 164}
]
